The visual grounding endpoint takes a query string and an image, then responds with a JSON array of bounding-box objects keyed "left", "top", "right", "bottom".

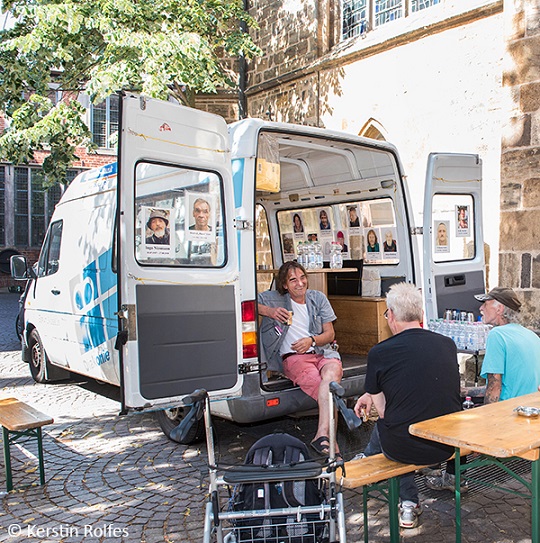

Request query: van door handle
[
  {"left": 51, "top": 289, "right": 61, "bottom": 295},
  {"left": 444, "top": 275, "right": 466, "bottom": 287}
]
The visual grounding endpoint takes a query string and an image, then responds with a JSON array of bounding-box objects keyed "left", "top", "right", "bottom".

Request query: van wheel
[
  {"left": 155, "top": 408, "right": 205, "bottom": 444},
  {"left": 29, "top": 329, "right": 52, "bottom": 383},
  {"left": 15, "top": 314, "right": 23, "bottom": 341}
]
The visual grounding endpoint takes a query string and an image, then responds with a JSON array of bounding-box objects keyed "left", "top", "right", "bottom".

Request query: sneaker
[
  {"left": 425, "top": 472, "right": 468, "bottom": 493},
  {"left": 399, "top": 500, "right": 422, "bottom": 529},
  {"left": 351, "top": 452, "right": 366, "bottom": 461}
]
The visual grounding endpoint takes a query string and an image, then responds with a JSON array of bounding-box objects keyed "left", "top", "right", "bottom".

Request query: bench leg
[
  {"left": 388, "top": 477, "right": 400, "bottom": 543},
  {"left": 532, "top": 458, "right": 539, "bottom": 543},
  {"left": 363, "top": 485, "right": 369, "bottom": 543},
  {"left": 2, "top": 426, "right": 13, "bottom": 492}
]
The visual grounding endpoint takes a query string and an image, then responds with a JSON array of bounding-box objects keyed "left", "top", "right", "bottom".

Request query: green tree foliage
[{"left": 0, "top": 0, "right": 260, "bottom": 185}]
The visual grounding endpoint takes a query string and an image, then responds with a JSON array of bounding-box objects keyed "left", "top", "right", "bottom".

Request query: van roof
[{"left": 59, "top": 162, "right": 117, "bottom": 205}]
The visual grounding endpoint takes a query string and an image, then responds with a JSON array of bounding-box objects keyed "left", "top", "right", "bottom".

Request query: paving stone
[{"left": 0, "top": 291, "right": 537, "bottom": 542}]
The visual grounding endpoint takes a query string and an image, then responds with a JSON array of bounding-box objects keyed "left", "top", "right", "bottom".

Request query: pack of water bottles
[
  {"left": 427, "top": 318, "right": 491, "bottom": 352},
  {"left": 297, "top": 241, "right": 324, "bottom": 269}
]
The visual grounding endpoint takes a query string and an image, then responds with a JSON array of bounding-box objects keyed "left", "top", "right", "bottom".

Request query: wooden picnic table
[{"left": 410, "top": 391, "right": 540, "bottom": 543}]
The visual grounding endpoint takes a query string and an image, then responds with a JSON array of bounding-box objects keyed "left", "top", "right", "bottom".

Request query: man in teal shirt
[{"left": 475, "top": 287, "right": 540, "bottom": 403}]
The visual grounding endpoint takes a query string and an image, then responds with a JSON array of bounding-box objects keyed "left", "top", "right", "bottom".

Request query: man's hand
[
  {"left": 258, "top": 304, "right": 290, "bottom": 323},
  {"left": 354, "top": 393, "right": 372, "bottom": 421},
  {"left": 291, "top": 337, "right": 313, "bottom": 354}
]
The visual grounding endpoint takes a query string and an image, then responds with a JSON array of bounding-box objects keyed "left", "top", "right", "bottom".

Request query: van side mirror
[{"left": 10, "top": 255, "right": 29, "bottom": 280}]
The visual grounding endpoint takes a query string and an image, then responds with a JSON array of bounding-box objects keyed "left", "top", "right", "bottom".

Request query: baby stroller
[{"left": 175, "top": 383, "right": 354, "bottom": 543}]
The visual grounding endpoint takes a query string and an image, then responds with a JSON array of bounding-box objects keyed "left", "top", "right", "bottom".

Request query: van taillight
[{"left": 242, "top": 300, "right": 258, "bottom": 359}]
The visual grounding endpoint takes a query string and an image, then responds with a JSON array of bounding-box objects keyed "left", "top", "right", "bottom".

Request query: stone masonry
[{"left": 500, "top": 0, "right": 540, "bottom": 327}]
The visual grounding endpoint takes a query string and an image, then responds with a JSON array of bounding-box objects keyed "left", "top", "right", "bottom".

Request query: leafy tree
[{"left": 0, "top": 0, "right": 260, "bottom": 185}]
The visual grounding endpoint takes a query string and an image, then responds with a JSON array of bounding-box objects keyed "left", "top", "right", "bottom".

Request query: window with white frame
[
  {"left": 342, "top": 0, "right": 442, "bottom": 39},
  {"left": 342, "top": 0, "right": 368, "bottom": 39},
  {"left": 375, "top": 0, "right": 403, "bottom": 26},
  {"left": 411, "top": 0, "right": 440, "bottom": 12},
  {"left": 91, "top": 94, "right": 119, "bottom": 149}
]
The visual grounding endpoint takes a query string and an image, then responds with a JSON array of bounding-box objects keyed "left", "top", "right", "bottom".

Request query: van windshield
[{"left": 134, "top": 161, "right": 226, "bottom": 268}]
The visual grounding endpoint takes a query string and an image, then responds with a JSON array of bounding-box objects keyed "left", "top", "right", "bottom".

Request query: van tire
[
  {"left": 29, "top": 329, "right": 52, "bottom": 383},
  {"left": 155, "top": 408, "right": 205, "bottom": 444}
]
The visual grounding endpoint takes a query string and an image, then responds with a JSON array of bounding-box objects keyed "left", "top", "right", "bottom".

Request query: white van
[{"left": 12, "top": 93, "right": 485, "bottom": 442}]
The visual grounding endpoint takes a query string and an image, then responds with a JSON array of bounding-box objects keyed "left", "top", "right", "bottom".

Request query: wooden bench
[
  {"left": 343, "top": 450, "right": 471, "bottom": 543},
  {"left": 343, "top": 453, "right": 428, "bottom": 543},
  {"left": 0, "top": 397, "right": 54, "bottom": 491}
]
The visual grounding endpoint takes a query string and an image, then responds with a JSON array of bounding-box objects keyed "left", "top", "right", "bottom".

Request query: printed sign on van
[
  {"left": 141, "top": 206, "right": 175, "bottom": 258},
  {"left": 185, "top": 192, "right": 216, "bottom": 243}
]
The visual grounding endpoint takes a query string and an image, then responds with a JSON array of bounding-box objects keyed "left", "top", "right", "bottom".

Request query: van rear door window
[
  {"left": 134, "top": 162, "right": 226, "bottom": 268},
  {"left": 432, "top": 194, "right": 475, "bottom": 263}
]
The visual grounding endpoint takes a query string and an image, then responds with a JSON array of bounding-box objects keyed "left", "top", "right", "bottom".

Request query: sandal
[{"left": 310, "top": 436, "right": 330, "bottom": 455}]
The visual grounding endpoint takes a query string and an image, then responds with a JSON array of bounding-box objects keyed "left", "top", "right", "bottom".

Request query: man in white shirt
[{"left": 258, "top": 261, "right": 342, "bottom": 456}]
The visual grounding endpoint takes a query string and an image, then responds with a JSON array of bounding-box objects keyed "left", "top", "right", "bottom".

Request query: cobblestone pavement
[{"left": 0, "top": 291, "right": 534, "bottom": 542}]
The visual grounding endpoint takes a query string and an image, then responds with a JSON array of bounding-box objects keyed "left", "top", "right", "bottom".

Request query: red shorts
[{"left": 282, "top": 353, "right": 342, "bottom": 400}]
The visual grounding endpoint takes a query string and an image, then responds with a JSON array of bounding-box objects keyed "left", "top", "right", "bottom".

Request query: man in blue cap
[{"left": 474, "top": 286, "right": 540, "bottom": 403}]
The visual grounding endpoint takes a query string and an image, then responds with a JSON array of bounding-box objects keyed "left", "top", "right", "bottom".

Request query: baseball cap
[{"left": 474, "top": 287, "right": 522, "bottom": 311}]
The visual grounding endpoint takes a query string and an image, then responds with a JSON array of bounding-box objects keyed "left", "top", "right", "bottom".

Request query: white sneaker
[
  {"left": 399, "top": 500, "right": 422, "bottom": 529},
  {"left": 351, "top": 452, "right": 366, "bottom": 461},
  {"left": 425, "top": 472, "right": 469, "bottom": 493}
]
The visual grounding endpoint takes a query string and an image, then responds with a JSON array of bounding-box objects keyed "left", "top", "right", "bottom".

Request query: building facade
[
  {"left": 2, "top": 0, "right": 540, "bottom": 327},
  {"left": 242, "top": 0, "right": 540, "bottom": 326}
]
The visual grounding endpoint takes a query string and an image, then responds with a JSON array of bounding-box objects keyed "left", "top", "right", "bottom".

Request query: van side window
[
  {"left": 37, "top": 220, "right": 63, "bottom": 277},
  {"left": 256, "top": 204, "right": 273, "bottom": 292},
  {"left": 134, "top": 162, "right": 226, "bottom": 268},
  {"left": 432, "top": 194, "right": 475, "bottom": 263}
]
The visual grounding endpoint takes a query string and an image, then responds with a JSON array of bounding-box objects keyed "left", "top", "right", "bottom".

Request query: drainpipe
[{"left": 238, "top": 0, "right": 248, "bottom": 119}]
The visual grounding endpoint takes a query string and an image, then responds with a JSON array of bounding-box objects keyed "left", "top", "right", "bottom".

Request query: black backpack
[{"left": 231, "top": 432, "right": 326, "bottom": 542}]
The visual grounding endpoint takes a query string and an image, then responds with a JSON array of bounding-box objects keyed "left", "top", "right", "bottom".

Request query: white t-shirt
[{"left": 279, "top": 300, "right": 310, "bottom": 355}]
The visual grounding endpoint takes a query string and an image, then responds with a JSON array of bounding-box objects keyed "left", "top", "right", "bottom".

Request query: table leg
[
  {"left": 388, "top": 477, "right": 400, "bottom": 543},
  {"left": 532, "top": 458, "right": 539, "bottom": 543},
  {"left": 455, "top": 447, "right": 462, "bottom": 543}
]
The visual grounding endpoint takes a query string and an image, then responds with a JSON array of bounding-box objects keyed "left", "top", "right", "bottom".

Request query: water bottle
[
  {"left": 462, "top": 396, "right": 475, "bottom": 410},
  {"left": 330, "top": 242, "right": 343, "bottom": 269},
  {"left": 315, "top": 242, "right": 323, "bottom": 269},
  {"left": 297, "top": 242, "right": 305, "bottom": 267},
  {"left": 307, "top": 242, "right": 316, "bottom": 269}
]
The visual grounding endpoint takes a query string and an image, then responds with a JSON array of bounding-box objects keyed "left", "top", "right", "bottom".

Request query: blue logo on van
[{"left": 73, "top": 247, "right": 118, "bottom": 359}]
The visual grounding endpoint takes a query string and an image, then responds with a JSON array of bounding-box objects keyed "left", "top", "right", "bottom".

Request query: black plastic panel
[
  {"left": 434, "top": 269, "right": 485, "bottom": 319},
  {"left": 136, "top": 284, "right": 238, "bottom": 399}
]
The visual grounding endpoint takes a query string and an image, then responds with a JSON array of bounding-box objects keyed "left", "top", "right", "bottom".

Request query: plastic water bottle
[
  {"left": 330, "top": 242, "right": 343, "bottom": 269},
  {"left": 462, "top": 396, "right": 475, "bottom": 410},
  {"left": 297, "top": 242, "right": 305, "bottom": 267},
  {"left": 315, "top": 242, "right": 323, "bottom": 269},
  {"left": 307, "top": 242, "right": 316, "bottom": 269}
]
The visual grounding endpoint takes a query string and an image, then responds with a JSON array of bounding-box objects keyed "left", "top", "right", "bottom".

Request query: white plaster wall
[{"left": 321, "top": 13, "right": 506, "bottom": 289}]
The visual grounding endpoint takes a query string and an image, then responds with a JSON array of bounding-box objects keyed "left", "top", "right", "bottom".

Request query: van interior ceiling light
[{"left": 381, "top": 179, "right": 396, "bottom": 189}]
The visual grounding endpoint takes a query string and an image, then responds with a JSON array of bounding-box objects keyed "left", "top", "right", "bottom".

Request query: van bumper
[{"left": 211, "top": 372, "right": 366, "bottom": 424}]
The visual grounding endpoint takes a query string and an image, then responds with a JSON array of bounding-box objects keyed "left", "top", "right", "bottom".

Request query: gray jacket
[{"left": 257, "top": 289, "right": 340, "bottom": 372}]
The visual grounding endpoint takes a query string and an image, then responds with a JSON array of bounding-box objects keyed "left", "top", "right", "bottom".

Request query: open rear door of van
[
  {"left": 423, "top": 153, "right": 485, "bottom": 323},
  {"left": 117, "top": 93, "right": 242, "bottom": 410}
]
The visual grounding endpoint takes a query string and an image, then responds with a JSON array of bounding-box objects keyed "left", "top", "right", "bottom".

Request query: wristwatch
[{"left": 310, "top": 336, "right": 316, "bottom": 347}]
